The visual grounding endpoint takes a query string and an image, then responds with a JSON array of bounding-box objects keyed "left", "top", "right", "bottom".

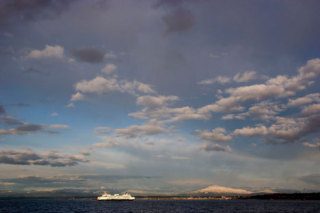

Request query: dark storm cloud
[
  {"left": 0, "top": 149, "right": 88, "bottom": 167},
  {"left": 0, "top": 0, "right": 75, "bottom": 27},
  {"left": 71, "top": 48, "right": 105, "bottom": 63},
  {"left": 162, "top": 8, "right": 195, "bottom": 33},
  {"left": 299, "top": 174, "right": 320, "bottom": 186}
]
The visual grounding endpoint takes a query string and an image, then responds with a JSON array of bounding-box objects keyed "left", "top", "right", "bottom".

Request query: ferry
[{"left": 97, "top": 192, "right": 135, "bottom": 201}]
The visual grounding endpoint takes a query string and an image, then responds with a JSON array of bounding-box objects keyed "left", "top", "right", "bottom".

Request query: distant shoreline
[{"left": 0, "top": 193, "right": 319, "bottom": 200}]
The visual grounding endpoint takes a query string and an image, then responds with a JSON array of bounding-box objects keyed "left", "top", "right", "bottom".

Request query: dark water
[{"left": 0, "top": 198, "right": 319, "bottom": 213}]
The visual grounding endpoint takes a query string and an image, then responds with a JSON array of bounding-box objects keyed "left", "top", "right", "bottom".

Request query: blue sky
[{"left": 0, "top": 0, "right": 320, "bottom": 194}]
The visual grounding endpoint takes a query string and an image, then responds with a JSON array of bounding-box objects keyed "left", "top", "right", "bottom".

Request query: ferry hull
[{"left": 97, "top": 197, "right": 135, "bottom": 201}]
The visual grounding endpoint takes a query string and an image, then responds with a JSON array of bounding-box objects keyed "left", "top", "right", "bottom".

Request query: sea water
[{"left": 0, "top": 198, "right": 319, "bottom": 213}]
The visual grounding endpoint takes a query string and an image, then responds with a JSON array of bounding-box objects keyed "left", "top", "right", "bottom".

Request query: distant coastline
[{"left": 0, "top": 193, "right": 319, "bottom": 200}]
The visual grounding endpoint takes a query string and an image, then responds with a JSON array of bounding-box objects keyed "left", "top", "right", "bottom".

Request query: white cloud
[
  {"left": 115, "top": 122, "right": 167, "bottom": 138},
  {"left": 233, "top": 70, "right": 257, "bottom": 82},
  {"left": 198, "top": 76, "right": 231, "bottom": 85},
  {"left": 130, "top": 105, "right": 209, "bottom": 123},
  {"left": 70, "top": 92, "right": 85, "bottom": 101},
  {"left": 121, "top": 80, "right": 155, "bottom": 94},
  {"left": 233, "top": 114, "right": 320, "bottom": 142},
  {"left": 288, "top": 93, "right": 320, "bottom": 107},
  {"left": 27, "top": 45, "right": 64, "bottom": 59},
  {"left": 302, "top": 104, "right": 320, "bottom": 115},
  {"left": 48, "top": 124, "right": 69, "bottom": 129},
  {"left": 303, "top": 141, "right": 320, "bottom": 149},
  {"left": 136, "top": 95, "right": 179, "bottom": 108},
  {"left": 70, "top": 75, "right": 155, "bottom": 102},
  {"left": 74, "top": 76, "right": 120, "bottom": 94},
  {"left": 199, "top": 58, "right": 320, "bottom": 115},
  {"left": 101, "top": 63, "right": 117, "bottom": 74},
  {"left": 233, "top": 125, "right": 268, "bottom": 137},
  {"left": 201, "top": 143, "right": 231, "bottom": 152},
  {"left": 198, "top": 70, "right": 259, "bottom": 85},
  {"left": 222, "top": 102, "right": 284, "bottom": 121},
  {"left": 197, "top": 128, "right": 232, "bottom": 142}
]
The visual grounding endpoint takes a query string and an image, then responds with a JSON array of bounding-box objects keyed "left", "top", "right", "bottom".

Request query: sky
[{"left": 0, "top": 0, "right": 320, "bottom": 195}]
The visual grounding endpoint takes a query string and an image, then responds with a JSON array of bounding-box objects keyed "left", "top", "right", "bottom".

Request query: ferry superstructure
[{"left": 97, "top": 192, "right": 135, "bottom": 201}]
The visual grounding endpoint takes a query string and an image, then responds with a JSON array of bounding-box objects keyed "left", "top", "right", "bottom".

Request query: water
[{"left": 0, "top": 198, "right": 319, "bottom": 213}]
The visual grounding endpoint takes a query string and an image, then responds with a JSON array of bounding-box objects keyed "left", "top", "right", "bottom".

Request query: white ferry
[{"left": 97, "top": 192, "right": 135, "bottom": 201}]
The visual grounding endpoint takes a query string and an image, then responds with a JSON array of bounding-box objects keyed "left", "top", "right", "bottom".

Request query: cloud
[
  {"left": 101, "top": 63, "right": 117, "bottom": 74},
  {"left": 130, "top": 105, "right": 209, "bottom": 123},
  {"left": 16, "top": 124, "right": 43, "bottom": 132},
  {"left": 233, "top": 114, "right": 320, "bottom": 143},
  {"left": 70, "top": 92, "right": 85, "bottom": 101},
  {"left": 199, "top": 58, "right": 320, "bottom": 114},
  {"left": 70, "top": 76, "right": 155, "bottom": 102},
  {"left": 302, "top": 103, "right": 320, "bottom": 115},
  {"left": 288, "top": 93, "right": 320, "bottom": 107},
  {"left": 303, "top": 140, "right": 320, "bottom": 149},
  {"left": 136, "top": 95, "right": 179, "bottom": 108},
  {"left": 48, "top": 124, "right": 69, "bottom": 129},
  {"left": 163, "top": 8, "right": 195, "bottom": 33},
  {"left": 197, "top": 128, "right": 232, "bottom": 142},
  {"left": 198, "top": 76, "right": 231, "bottom": 85},
  {"left": 130, "top": 95, "right": 209, "bottom": 123},
  {"left": 0, "top": 105, "right": 31, "bottom": 126},
  {"left": 26, "top": 45, "right": 64, "bottom": 59},
  {"left": 73, "top": 76, "right": 121, "bottom": 96},
  {"left": 202, "top": 143, "right": 231, "bottom": 152},
  {"left": 115, "top": 122, "right": 167, "bottom": 138},
  {"left": 71, "top": 47, "right": 105, "bottom": 63},
  {"left": 233, "top": 70, "right": 257, "bottom": 83},
  {"left": 246, "top": 102, "right": 284, "bottom": 120},
  {"left": 121, "top": 80, "right": 155, "bottom": 94},
  {"left": 198, "top": 70, "right": 260, "bottom": 85},
  {"left": 0, "top": 115, "right": 24, "bottom": 125},
  {"left": 0, "top": 149, "right": 88, "bottom": 167},
  {"left": 0, "top": 123, "right": 69, "bottom": 136},
  {"left": 222, "top": 102, "right": 284, "bottom": 121},
  {"left": 233, "top": 125, "right": 268, "bottom": 137}
]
